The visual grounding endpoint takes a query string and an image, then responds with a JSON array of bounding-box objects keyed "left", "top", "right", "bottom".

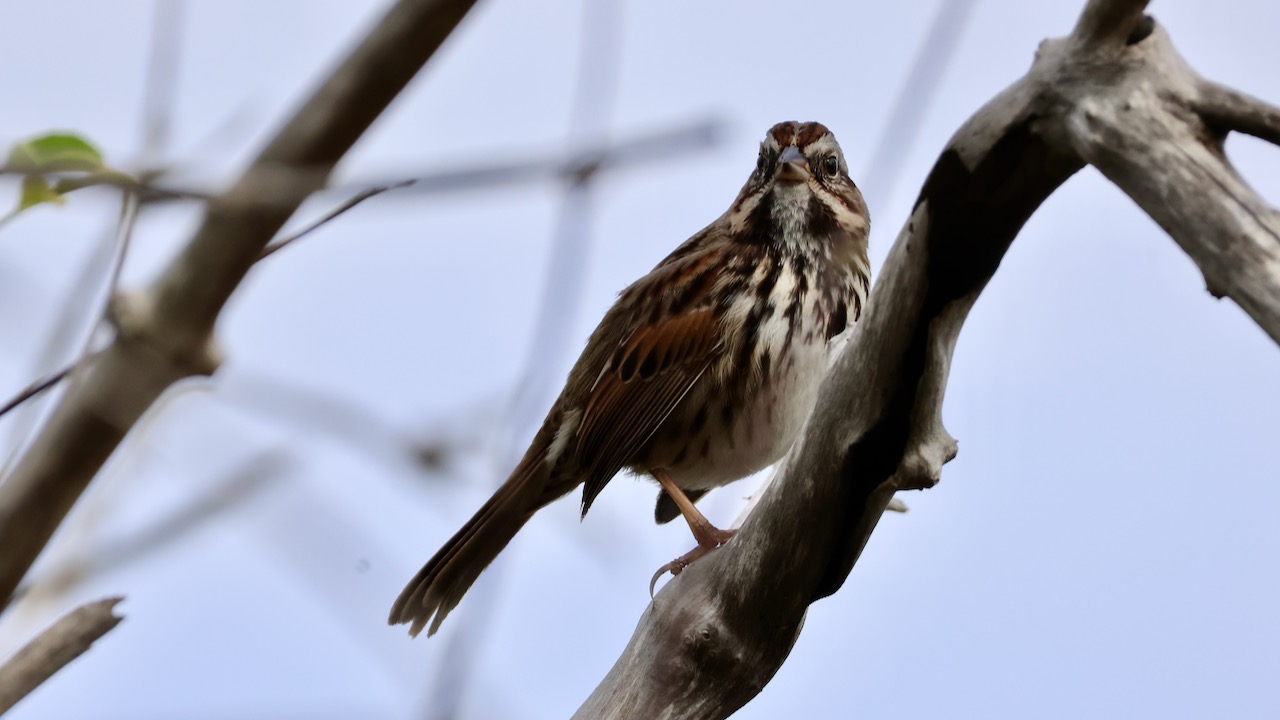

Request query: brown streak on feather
[
  {"left": 795, "top": 122, "right": 830, "bottom": 148},
  {"left": 769, "top": 123, "right": 795, "bottom": 147},
  {"left": 574, "top": 307, "right": 722, "bottom": 513},
  {"left": 826, "top": 303, "right": 847, "bottom": 340}
]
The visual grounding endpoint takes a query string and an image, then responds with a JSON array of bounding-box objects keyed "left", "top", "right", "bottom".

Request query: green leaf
[
  {"left": 6, "top": 132, "right": 104, "bottom": 174},
  {"left": 19, "top": 177, "right": 65, "bottom": 210},
  {"left": 3, "top": 132, "right": 129, "bottom": 216}
]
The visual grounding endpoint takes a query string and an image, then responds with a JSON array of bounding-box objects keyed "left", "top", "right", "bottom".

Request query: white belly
[{"left": 661, "top": 327, "right": 831, "bottom": 491}]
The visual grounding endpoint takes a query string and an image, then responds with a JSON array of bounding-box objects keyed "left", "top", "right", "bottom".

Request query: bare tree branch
[
  {"left": 257, "top": 179, "right": 416, "bottom": 261},
  {"left": 1059, "top": 27, "right": 1280, "bottom": 340},
  {"left": 1195, "top": 81, "right": 1280, "bottom": 147},
  {"left": 1, "top": 191, "right": 139, "bottom": 476},
  {"left": 0, "top": 0, "right": 480, "bottom": 611},
  {"left": 1072, "top": 0, "right": 1147, "bottom": 48},
  {"left": 0, "top": 597, "right": 124, "bottom": 715},
  {"left": 137, "top": 0, "right": 185, "bottom": 167},
  {"left": 576, "top": 0, "right": 1279, "bottom": 716}
]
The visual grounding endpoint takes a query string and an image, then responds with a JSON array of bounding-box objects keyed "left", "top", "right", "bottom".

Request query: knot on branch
[
  {"left": 110, "top": 291, "right": 223, "bottom": 380},
  {"left": 567, "top": 153, "right": 604, "bottom": 186},
  {"left": 893, "top": 430, "right": 958, "bottom": 492},
  {"left": 679, "top": 619, "right": 743, "bottom": 676}
]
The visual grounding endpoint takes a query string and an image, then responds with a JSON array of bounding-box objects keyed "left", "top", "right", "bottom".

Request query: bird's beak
[{"left": 775, "top": 146, "right": 810, "bottom": 183}]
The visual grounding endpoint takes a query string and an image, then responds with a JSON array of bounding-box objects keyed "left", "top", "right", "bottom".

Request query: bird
[{"left": 390, "top": 121, "right": 871, "bottom": 637}]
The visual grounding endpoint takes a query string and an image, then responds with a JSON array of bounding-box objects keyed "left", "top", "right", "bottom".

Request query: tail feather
[{"left": 389, "top": 455, "right": 550, "bottom": 637}]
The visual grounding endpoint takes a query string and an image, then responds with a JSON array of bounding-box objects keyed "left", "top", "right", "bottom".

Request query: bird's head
[{"left": 728, "top": 121, "right": 869, "bottom": 259}]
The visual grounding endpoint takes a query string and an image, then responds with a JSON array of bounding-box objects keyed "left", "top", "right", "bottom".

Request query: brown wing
[{"left": 574, "top": 306, "right": 722, "bottom": 515}]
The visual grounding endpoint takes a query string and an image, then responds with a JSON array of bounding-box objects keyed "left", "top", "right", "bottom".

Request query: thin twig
[
  {"left": 860, "top": 0, "right": 977, "bottom": 212},
  {"left": 0, "top": 194, "right": 138, "bottom": 435},
  {"left": 0, "top": 367, "right": 73, "bottom": 423},
  {"left": 424, "top": 1, "right": 624, "bottom": 715},
  {"left": 0, "top": 597, "right": 124, "bottom": 715},
  {"left": 101, "top": 192, "right": 140, "bottom": 326},
  {"left": 257, "top": 180, "right": 416, "bottom": 262},
  {"left": 0, "top": 168, "right": 204, "bottom": 202},
  {"left": 0, "top": 119, "right": 722, "bottom": 213},
  {"left": 0, "top": 178, "right": 140, "bottom": 479}
]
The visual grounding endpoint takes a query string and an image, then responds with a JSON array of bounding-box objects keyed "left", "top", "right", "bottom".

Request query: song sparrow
[{"left": 390, "top": 121, "right": 870, "bottom": 637}]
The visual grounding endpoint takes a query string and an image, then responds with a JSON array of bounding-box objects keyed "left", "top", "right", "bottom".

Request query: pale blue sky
[{"left": 1, "top": 1, "right": 1277, "bottom": 718}]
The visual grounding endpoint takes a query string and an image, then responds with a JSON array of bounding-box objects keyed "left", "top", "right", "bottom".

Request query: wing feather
[{"left": 574, "top": 306, "right": 721, "bottom": 514}]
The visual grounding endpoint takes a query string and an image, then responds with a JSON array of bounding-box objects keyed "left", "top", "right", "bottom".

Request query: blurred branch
[
  {"left": 218, "top": 371, "right": 467, "bottom": 476},
  {"left": 137, "top": 0, "right": 185, "bottom": 167},
  {"left": 0, "top": 597, "right": 124, "bottom": 715},
  {"left": 578, "top": 1, "right": 1280, "bottom": 716},
  {"left": 103, "top": 194, "right": 140, "bottom": 321},
  {"left": 14, "top": 454, "right": 287, "bottom": 605},
  {"left": 0, "top": 192, "right": 139, "bottom": 475},
  {"left": 258, "top": 179, "right": 416, "bottom": 261},
  {"left": 861, "top": 0, "right": 977, "bottom": 211},
  {"left": 4, "top": 0, "right": 172, "bottom": 459},
  {"left": 0, "top": 3, "right": 181, "bottom": 588},
  {"left": 337, "top": 119, "right": 724, "bottom": 196},
  {"left": 425, "top": 2, "right": 627, "bottom": 716},
  {"left": 0, "top": 118, "right": 724, "bottom": 211},
  {"left": 0, "top": 0, "right": 481, "bottom": 611},
  {"left": 0, "top": 169, "right": 202, "bottom": 203},
  {"left": 0, "top": 116, "right": 722, "bottom": 461}
]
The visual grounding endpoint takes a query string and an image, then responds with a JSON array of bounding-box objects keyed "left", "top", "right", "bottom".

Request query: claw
[
  {"left": 649, "top": 561, "right": 682, "bottom": 597},
  {"left": 647, "top": 528, "right": 736, "bottom": 598},
  {"left": 646, "top": 468, "right": 737, "bottom": 597}
]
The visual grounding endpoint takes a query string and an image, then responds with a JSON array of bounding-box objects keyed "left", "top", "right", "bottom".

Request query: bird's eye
[{"left": 823, "top": 155, "right": 840, "bottom": 176}]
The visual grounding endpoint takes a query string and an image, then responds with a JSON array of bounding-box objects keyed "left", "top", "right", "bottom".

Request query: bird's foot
[{"left": 648, "top": 528, "right": 736, "bottom": 597}]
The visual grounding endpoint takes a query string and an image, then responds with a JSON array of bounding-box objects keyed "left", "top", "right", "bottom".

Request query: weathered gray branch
[
  {"left": 0, "top": 0, "right": 480, "bottom": 610},
  {"left": 1055, "top": 25, "right": 1280, "bottom": 340},
  {"left": 1195, "top": 81, "right": 1280, "bottom": 147},
  {"left": 0, "top": 597, "right": 124, "bottom": 715},
  {"left": 577, "top": 0, "right": 1279, "bottom": 716},
  {"left": 1072, "top": 0, "right": 1147, "bottom": 48}
]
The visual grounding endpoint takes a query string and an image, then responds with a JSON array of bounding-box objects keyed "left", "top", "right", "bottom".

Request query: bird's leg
[{"left": 649, "top": 467, "right": 734, "bottom": 596}]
